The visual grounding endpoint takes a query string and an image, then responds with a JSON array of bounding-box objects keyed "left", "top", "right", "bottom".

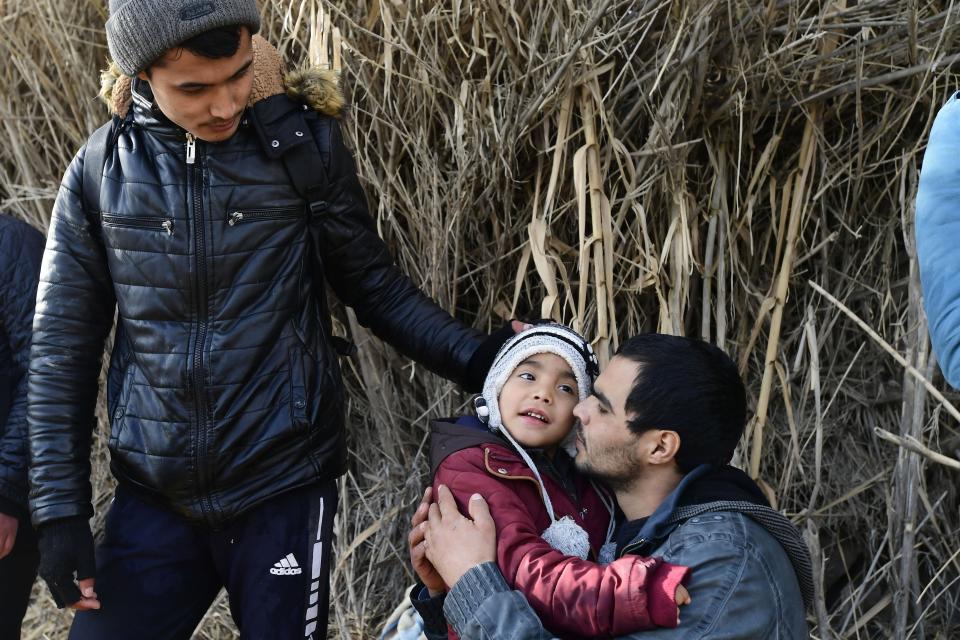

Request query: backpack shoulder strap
[
  {"left": 281, "top": 139, "right": 331, "bottom": 219},
  {"left": 248, "top": 95, "right": 331, "bottom": 219},
  {"left": 82, "top": 118, "right": 119, "bottom": 218},
  {"left": 248, "top": 95, "right": 357, "bottom": 356}
]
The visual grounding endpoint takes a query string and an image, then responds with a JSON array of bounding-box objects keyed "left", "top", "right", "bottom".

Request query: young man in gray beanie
[{"left": 27, "top": 1, "right": 514, "bottom": 637}]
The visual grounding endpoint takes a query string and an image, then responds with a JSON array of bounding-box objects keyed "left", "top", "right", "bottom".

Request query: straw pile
[{"left": 2, "top": 0, "right": 959, "bottom": 637}]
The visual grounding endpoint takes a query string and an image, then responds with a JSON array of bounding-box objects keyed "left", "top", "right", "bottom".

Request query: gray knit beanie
[{"left": 106, "top": 0, "right": 262, "bottom": 76}]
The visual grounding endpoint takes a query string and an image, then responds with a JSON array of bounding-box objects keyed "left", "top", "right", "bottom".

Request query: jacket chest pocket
[
  {"left": 102, "top": 213, "right": 175, "bottom": 236},
  {"left": 226, "top": 206, "right": 303, "bottom": 226},
  {"left": 223, "top": 206, "right": 306, "bottom": 263},
  {"left": 101, "top": 214, "right": 178, "bottom": 259}
]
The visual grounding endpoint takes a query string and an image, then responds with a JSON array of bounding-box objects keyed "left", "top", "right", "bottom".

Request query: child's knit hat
[
  {"left": 476, "top": 323, "right": 599, "bottom": 430},
  {"left": 475, "top": 323, "right": 608, "bottom": 559}
]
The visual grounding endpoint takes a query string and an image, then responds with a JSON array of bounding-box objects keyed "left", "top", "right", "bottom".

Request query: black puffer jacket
[
  {"left": 28, "top": 42, "right": 484, "bottom": 527},
  {"left": 0, "top": 215, "right": 44, "bottom": 518}
]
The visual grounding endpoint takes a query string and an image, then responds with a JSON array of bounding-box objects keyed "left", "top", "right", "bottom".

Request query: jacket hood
[
  {"left": 622, "top": 464, "right": 815, "bottom": 608},
  {"left": 618, "top": 465, "right": 769, "bottom": 549},
  {"left": 429, "top": 417, "right": 505, "bottom": 476},
  {"left": 98, "top": 35, "right": 344, "bottom": 119}
]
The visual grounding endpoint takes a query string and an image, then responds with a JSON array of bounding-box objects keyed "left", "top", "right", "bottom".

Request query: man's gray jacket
[{"left": 442, "top": 465, "right": 811, "bottom": 639}]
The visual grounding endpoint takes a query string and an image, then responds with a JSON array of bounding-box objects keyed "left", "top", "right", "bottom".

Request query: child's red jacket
[{"left": 430, "top": 418, "right": 689, "bottom": 638}]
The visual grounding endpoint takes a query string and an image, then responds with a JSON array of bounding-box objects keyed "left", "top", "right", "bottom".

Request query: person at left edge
[
  {"left": 0, "top": 214, "right": 44, "bottom": 640},
  {"left": 26, "top": 2, "right": 515, "bottom": 638}
]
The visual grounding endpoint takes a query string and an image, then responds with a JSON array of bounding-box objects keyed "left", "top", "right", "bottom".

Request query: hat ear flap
[
  {"left": 584, "top": 342, "right": 600, "bottom": 378},
  {"left": 474, "top": 396, "right": 490, "bottom": 422}
]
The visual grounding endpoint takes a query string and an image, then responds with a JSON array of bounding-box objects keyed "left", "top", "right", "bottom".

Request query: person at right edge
[
  {"left": 26, "top": 1, "right": 515, "bottom": 638},
  {"left": 917, "top": 91, "right": 960, "bottom": 388}
]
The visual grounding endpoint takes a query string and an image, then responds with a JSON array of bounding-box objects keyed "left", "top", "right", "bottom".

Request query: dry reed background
[{"left": 2, "top": 0, "right": 959, "bottom": 638}]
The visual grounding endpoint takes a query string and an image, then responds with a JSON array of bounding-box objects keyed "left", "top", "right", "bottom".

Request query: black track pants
[
  {"left": 68, "top": 481, "right": 338, "bottom": 640},
  {"left": 0, "top": 515, "right": 38, "bottom": 640}
]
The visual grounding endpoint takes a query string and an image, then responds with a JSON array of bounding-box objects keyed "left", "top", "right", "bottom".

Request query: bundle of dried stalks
[{"left": 2, "top": 0, "right": 959, "bottom": 637}]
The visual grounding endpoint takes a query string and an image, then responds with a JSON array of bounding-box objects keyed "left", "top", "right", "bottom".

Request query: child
[{"left": 427, "top": 324, "right": 689, "bottom": 638}]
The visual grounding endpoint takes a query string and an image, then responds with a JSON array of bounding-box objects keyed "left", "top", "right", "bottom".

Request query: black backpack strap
[
  {"left": 249, "top": 96, "right": 356, "bottom": 356},
  {"left": 82, "top": 118, "right": 119, "bottom": 220},
  {"left": 281, "top": 141, "right": 331, "bottom": 219},
  {"left": 248, "top": 95, "right": 331, "bottom": 219}
]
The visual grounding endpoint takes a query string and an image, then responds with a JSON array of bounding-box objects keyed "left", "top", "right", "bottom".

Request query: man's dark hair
[
  {"left": 616, "top": 333, "right": 746, "bottom": 473},
  {"left": 146, "top": 25, "right": 243, "bottom": 73},
  {"left": 180, "top": 25, "right": 242, "bottom": 58}
]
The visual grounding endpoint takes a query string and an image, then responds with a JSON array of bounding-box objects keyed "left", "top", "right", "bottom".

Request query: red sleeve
[{"left": 434, "top": 453, "right": 690, "bottom": 637}]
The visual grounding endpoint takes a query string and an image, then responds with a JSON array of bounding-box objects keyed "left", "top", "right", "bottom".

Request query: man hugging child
[{"left": 412, "top": 324, "right": 690, "bottom": 638}]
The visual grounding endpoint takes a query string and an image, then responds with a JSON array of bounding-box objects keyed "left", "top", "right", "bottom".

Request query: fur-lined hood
[{"left": 98, "top": 35, "right": 343, "bottom": 119}]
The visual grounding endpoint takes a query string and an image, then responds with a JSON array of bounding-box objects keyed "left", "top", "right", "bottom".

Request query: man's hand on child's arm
[
  {"left": 676, "top": 584, "right": 691, "bottom": 624},
  {"left": 423, "top": 485, "right": 497, "bottom": 588},
  {"left": 409, "top": 487, "right": 446, "bottom": 596}
]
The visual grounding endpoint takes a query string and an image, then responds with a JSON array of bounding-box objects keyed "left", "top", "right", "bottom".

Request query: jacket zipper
[
  {"left": 186, "top": 131, "right": 216, "bottom": 523},
  {"left": 102, "top": 214, "right": 174, "bottom": 235},
  {"left": 227, "top": 206, "right": 302, "bottom": 226},
  {"left": 619, "top": 537, "right": 647, "bottom": 558}
]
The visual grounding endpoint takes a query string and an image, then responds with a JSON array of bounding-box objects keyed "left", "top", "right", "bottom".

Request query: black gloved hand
[
  {"left": 464, "top": 320, "right": 524, "bottom": 392},
  {"left": 37, "top": 515, "right": 96, "bottom": 608}
]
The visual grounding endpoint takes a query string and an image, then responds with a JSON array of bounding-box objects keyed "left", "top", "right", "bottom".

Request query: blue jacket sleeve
[
  {"left": 917, "top": 91, "right": 960, "bottom": 388},
  {"left": 444, "top": 562, "right": 560, "bottom": 640}
]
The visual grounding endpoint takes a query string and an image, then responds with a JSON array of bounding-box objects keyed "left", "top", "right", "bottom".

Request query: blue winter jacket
[
  {"left": 441, "top": 465, "right": 811, "bottom": 640},
  {"left": 917, "top": 91, "right": 960, "bottom": 387},
  {"left": 0, "top": 215, "right": 44, "bottom": 517}
]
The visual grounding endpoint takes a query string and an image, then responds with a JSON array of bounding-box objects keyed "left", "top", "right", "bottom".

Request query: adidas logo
[{"left": 270, "top": 553, "right": 303, "bottom": 576}]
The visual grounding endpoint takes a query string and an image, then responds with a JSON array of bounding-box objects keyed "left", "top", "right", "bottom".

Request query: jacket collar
[
  {"left": 627, "top": 463, "right": 714, "bottom": 548},
  {"left": 429, "top": 417, "right": 503, "bottom": 476},
  {"left": 622, "top": 464, "right": 770, "bottom": 551},
  {"left": 98, "top": 35, "right": 345, "bottom": 128},
  {"left": 429, "top": 417, "right": 578, "bottom": 493},
  {"left": 128, "top": 79, "right": 183, "bottom": 140},
  {"left": 616, "top": 464, "right": 815, "bottom": 608}
]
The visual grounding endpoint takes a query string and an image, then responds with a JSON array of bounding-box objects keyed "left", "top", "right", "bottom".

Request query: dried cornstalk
[{"left": 4, "top": 0, "right": 960, "bottom": 637}]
